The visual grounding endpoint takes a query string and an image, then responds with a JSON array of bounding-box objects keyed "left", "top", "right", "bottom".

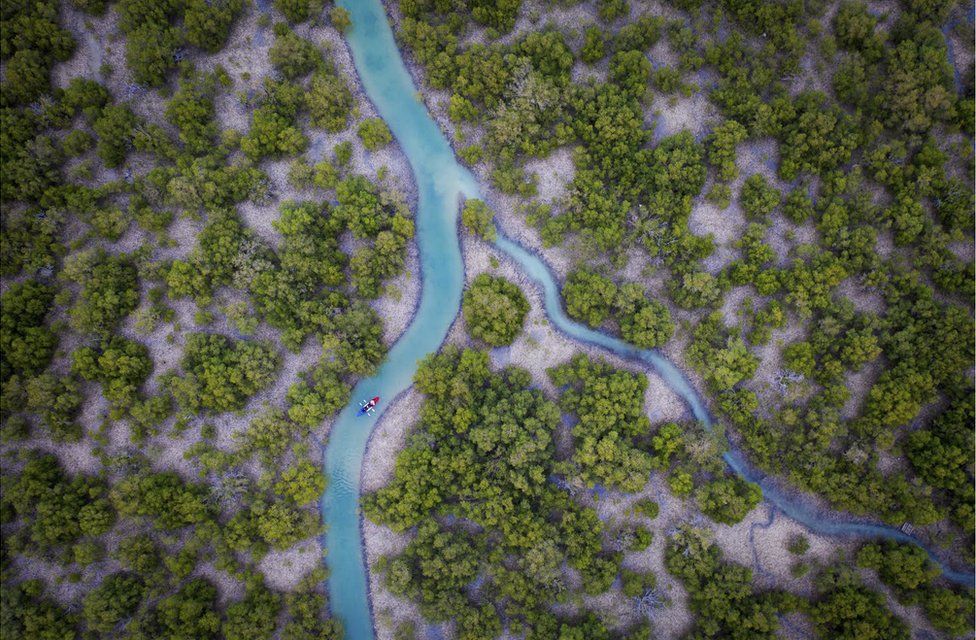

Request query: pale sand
[
  {"left": 717, "top": 285, "right": 751, "bottom": 328},
  {"left": 8, "top": 555, "right": 96, "bottom": 606},
  {"left": 948, "top": 237, "right": 975, "bottom": 262},
  {"left": 158, "top": 214, "right": 205, "bottom": 261},
  {"left": 874, "top": 228, "right": 896, "bottom": 258},
  {"left": 125, "top": 295, "right": 197, "bottom": 390},
  {"left": 689, "top": 189, "right": 746, "bottom": 248},
  {"left": 12, "top": 436, "right": 102, "bottom": 477},
  {"left": 194, "top": 561, "right": 247, "bottom": 603},
  {"left": 945, "top": 16, "right": 975, "bottom": 83},
  {"left": 362, "top": 519, "right": 428, "bottom": 640},
  {"left": 237, "top": 194, "right": 284, "bottom": 250},
  {"left": 767, "top": 213, "right": 820, "bottom": 267},
  {"left": 747, "top": 312, "right": 811, "bottom": 418},
  {"left": 361, "top": 387, "right": 424, "bottom": 494},
  {"left": 258, "top": 538, "right": 324, "bottom": 592},
  {"left": 371, "top": 241, "right": 421, "bottom": 347},
  {"left": 648, "top": 37, "right": 681, "bottom": 71},
  {"left": 788, "top": 50, "right": 831, "bottom": 98},
  {"left": 840, "top": 357, "right": 883, "bottom": 421},
  {"left": 522, "top": 146, "right": 576, "bottom": 204},
  {"left": 701, "top": 243, "right": 739, "bottom": 275},
  {"left": 874, "top": 446, "right": 909, "bottom": 475},
  {"left": 572, "top": 59, "right": 610, "bottom": 84},
  {"left": 689, "top": 138, "right": 788, "bottom": 251},
  {"left": 588, "top": 475, "right": 697, "bottom": 638},
  {"left": 834, "top": 278, "right": 885, "bottom": 314},
  {"left": 711, "top": 504, "right": 856, "bottom": 597},
  {"left": 651, "top": 91, "right": 718, "bottom": 143}
]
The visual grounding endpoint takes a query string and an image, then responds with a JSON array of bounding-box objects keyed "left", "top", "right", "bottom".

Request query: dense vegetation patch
[
  {"left": 462, "top": 273, "right": 530, "bottom": 346},
  {"left": 0, "top": 0, "right": 399, "bottom": 634},
  {"left": 366, "top": 348, "right": 657, "bottom": 638}
]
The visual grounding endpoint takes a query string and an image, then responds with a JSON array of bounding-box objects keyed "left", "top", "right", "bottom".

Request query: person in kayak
[{"left": 358, "top": 396, "right": 380, "bottom": 416}]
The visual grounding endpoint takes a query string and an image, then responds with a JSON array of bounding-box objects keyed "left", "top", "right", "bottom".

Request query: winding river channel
[{"left": 321, "top": 2, "right": 975, "bottom": 638}]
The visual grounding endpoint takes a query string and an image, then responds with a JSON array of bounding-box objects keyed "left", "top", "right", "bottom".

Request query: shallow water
[
  {"left": 324, "top": 2, "right": 974, "bottom": 638},
  {"left": 321, "top": 3, "right": 477, "bottom": 640}
]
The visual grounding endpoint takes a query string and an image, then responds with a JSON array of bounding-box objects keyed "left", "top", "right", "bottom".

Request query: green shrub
[
  {"left": 740, "top": 174, "right": 780, "bottom": 220},
  {"left": 71, "top": 336, "right": 152, "bottom": 413},
  {"left": 62, "top": 129, "right": 95, "bottom": 156},
  {"left": 581, "top": 26, "right": 607, "bottom": 63},
  {"left": 60, "top": 249, "right": 140, "bottom": 336},
  {"left": 307, "top": 71, "right": 353, "bottom": 132},
  {"left": 124, "top": 24, "right": 181, "bottom": 86},
  {"left": 270, "top": 27, "right": 323, "bottom": 80},
  {"left": 621, "top": 568, "right": 656, "bottom": 597},
  {"left": 462, "top": 274, "right": 529, "bottom": 346},
  {"left": 329, "top": 6, "right": 351, "bottom": 31},
  {"left": 0, "top": 281, "right": 57, "bottom": 381},
  {"left": 619, "top": 297, "right": 673, "bottom": 349},
  {"left": 24, "top": 374, "right": 84, "bottom": 441},
  {"left": 563, "top": 269, "right": 617, "bottom": 327},
  {"left": 165, "top": 78, "right": 218, "bottom": 154},
  {"left": 634, "top": 498, "right": 659, "bottom": 519},
  {"left": 168, "top": 333, "right": 279, "bottom": 413},
  {"left": 460, "top": 199, "right": 496, "bottom": 241},
  {"left": 82, "top": 574, "right": 145, "bottom": 633},
  {"left": 695, "top": 477, "right": 763, "bottom": 525},
  {"left": 184, "top": 0, "right": 245, "bottom": 53},
  {"left": 787, "top": 534, "right": 809, "bottom": 555},
  {"left": 273, "top": 0, "right": 323, "bottom": 24},
  {"left": 357, "top": 118, "right": 392, "bottom": 151},
  {"left": 93, "top": 105, "right": 139, "bottom": 167}
]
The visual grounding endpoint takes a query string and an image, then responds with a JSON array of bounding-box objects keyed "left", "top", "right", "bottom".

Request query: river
[{"left": 322, "top": 2, "right": 975, "bottom": 638}]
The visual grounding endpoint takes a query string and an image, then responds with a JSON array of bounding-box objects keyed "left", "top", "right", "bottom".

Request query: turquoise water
[
  {"left": 324, "top": 2, "right": 974, "bottom": 638},
  {"left": 321, "top": 3, "right": 476, "bottom": 639}
]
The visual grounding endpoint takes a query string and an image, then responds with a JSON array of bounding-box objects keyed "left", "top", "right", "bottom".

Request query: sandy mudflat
[
  {"left": 361, "top": 387, "right": 424, "bottom": 494},
  {"left": 371, "top": 241, "right": 422, "bottom": 347},
  {"left": 650, "top": 91, "right": 719, "bottom": 143},
  {"left": 766, "top": 213, "right": 820, "bottom": 268},
  {"left": 258, "top": 539, "right": 323, "bottom": 591},
  {"left": 362, "top": 517, "right": 429, "bottom": 640},
  {"left": 523, "top": 146, "right": 576, "bottom": 204}
]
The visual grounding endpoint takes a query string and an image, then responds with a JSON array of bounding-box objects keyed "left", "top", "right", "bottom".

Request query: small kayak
[{"left": 358, "top": 396, "right": 380, "bottom": 416}]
